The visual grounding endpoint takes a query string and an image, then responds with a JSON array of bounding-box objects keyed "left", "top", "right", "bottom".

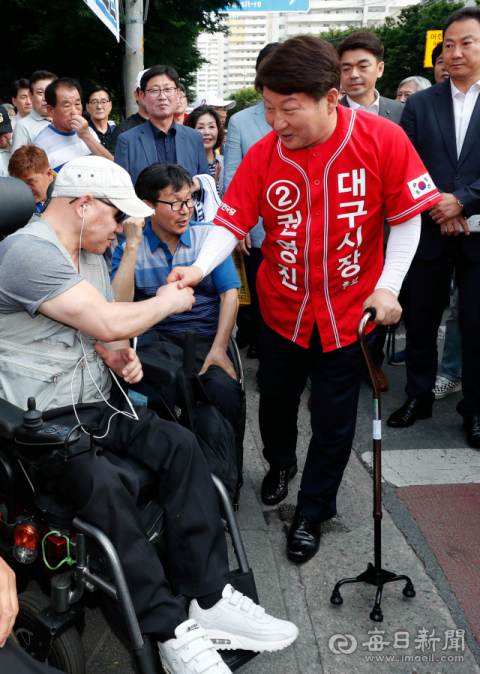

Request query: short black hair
[
  {"left": 256, "top": 35, "right": 340, "bottom": 102},
  {"left": 185, "top": 105, "right": 224, "bottom": 150},
  {"left": 86, "top": 85, "right": 111, "bottom": 103},
  {"left": 135, "top": 163, "right": 193, "bottom": 203},
  {"left": 444, "top": 6, "right": 480, "bottom": 35},
  {"left": 140, "top": 66, "right": 180, "bottom": 93},
  {"left": 11, "top": 79, "right": 30, "bottom": 99},
  {"left": 337, "top": 31, "right": 384, "bottom": 62},
  {"left": 45, "top": 78, "right": 82, "bottom": 108},
  {"left": 178, "top": 83, "right": 186, "bottom": 94},
  {"left": 29, "top": 70, "right": 57, "bottom": 94},
  {"left": 431, "top": 41, "right": 444, "bottom": 67},
  {"left": 256, "top": 43, "right": 280, "bottom": 71}
]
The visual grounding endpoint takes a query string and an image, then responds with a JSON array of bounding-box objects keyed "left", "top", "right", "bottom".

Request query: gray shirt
[{"left": 0, "top": 233, "right": 114, "bottom": 316}]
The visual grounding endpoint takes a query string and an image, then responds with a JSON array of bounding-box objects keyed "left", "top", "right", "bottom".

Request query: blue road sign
[{"left": 225, "top": 0, "right": 309, "bottom": 12}]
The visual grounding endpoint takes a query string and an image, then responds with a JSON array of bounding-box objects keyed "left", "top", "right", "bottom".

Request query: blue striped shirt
[{"left": 111, "top": 220, "right": 240, "bottom": 335}]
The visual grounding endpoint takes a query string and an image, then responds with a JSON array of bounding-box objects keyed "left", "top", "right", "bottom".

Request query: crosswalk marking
[{"left": 361, "top": 448, "right": 480, "bottom": 487}]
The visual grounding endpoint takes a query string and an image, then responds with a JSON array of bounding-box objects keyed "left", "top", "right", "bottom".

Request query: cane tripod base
[{"left": 330, "top": 563, "right": 415, "bottom": 622}]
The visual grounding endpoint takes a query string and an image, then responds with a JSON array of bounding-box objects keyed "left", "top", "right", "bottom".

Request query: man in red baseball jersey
[{"left": 168, "top": 36, "right": 441, "bottom": 563}]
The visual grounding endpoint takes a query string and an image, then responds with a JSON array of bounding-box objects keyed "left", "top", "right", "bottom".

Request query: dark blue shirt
[{"left": 149, "top": 120, "right": 178, "bottom": 165}]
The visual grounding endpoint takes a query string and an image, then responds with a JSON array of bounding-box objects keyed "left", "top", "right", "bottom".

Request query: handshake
[{"left": 155, "top": 265, "right": 204, "bottom": 315}]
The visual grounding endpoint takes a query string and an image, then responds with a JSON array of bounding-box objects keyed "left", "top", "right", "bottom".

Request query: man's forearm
[
  {"left": 212, "top": 289, "right": 239, "bottom": 351},
  {"left": 82, "top": 134, "right": 114, "bottom": 161},
  {"left": 195, "top": 226, "right": 239, "bottom": 278},
  {"left": 375, "top": 213, "right": 421, "bottom": 296},
  {"left": 111, "top": 243, "right": 140, "bottom": 302}
]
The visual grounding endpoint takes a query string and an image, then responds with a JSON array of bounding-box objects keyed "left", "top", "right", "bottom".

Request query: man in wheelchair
[
  {"left": 0, "top": 157, "right": 298, "bottom": 674},
  {"left": 110, "top": 162, "right": 244, "bottom": 460}
]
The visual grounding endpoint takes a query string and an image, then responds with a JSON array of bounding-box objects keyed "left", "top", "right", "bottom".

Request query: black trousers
[
  {"left": 33, "top": 392, "right": 230, "bottom": 642},
  {"left": 404, "top": 240, "right": 480, "bottom": 415},
  {"left": 0, "top": 640, "right": 63, "bottom": 674},
  {"left": 258, "top": 315, "right": 373, "bottom": 522},
  {"left": 138, "top": 331, "right": 244, "bottom": 457},
  {"left": 244, "top": 247, "right": 264, "bottom": 348}
]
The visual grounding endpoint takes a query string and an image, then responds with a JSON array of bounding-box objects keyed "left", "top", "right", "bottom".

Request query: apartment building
[{"left": 194, "top": 0, "right": 421, "bottom": 97}]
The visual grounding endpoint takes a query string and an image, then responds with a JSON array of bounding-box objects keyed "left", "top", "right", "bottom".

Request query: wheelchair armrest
[
  {"left": 137, "top": 352, "right": 177, "bottom": 388},
  {"left": 0, "top": 398, "right": 25, "bottom": 440}
]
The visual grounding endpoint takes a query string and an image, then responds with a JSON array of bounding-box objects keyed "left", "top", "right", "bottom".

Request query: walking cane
[{"left": 330, "top": 308, "right": 416, "bottom": 622}]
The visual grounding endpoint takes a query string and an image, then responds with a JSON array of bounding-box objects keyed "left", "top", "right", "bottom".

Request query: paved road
[{"left": 23, "top": 308, "right": 480, "bottom": 674}]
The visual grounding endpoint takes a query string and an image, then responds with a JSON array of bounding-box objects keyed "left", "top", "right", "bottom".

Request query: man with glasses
[
  {"left": 86, "top": 85, "right": 115, "bottom": 149},
  {"left": 114, "top": 66, "right": 210, "bottom": 185},
  {"left": 34, "top": 77, "right": 113, "bottom": 173},
  {"left": 111, "top": 162, "right": 244, "bottom": 455}
]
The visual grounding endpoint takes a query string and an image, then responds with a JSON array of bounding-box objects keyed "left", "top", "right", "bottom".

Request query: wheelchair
[{"left": 0, "top": 177, "right": 257, "bottom": 674}]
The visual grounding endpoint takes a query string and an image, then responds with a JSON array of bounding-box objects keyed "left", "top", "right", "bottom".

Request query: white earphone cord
[{"left": 70, "top": 207, "right": 139, "bottom": 440}]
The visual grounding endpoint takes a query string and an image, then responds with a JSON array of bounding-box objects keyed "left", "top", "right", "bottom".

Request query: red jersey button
[
  {"left": 315, "top": 292, "right": 320, "bottom": 297},
  {"left": 314, "top": 180, "right": 320, "bottom": 185},
  {"left": 316, "top": 267, "right": 319, "bottom": 272},
  {"left": 316, "top": 210, "right": 320, "bottom": 216},
  {"left": 313, "top": 151, "right": 318, "bottom": 157}
]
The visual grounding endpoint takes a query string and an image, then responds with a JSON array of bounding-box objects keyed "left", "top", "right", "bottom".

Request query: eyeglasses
[
  {"left": 155, "top": 198, "right": 196, "bottom": 212},
  {"left": 89, "top": 99, "right": 111, "bottom": 107},
  {"left": 145, "top": 87, "right": 178, "bottom": 98},
  {"left": 69, "top": 197, "right": 126, "bottom": 223}
]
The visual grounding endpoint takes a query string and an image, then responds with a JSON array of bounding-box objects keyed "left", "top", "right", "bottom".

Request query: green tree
[
  {"left": 316, "top": 0, "right": 465, "bottom": 96},
  {"left": 225, "top": 86, "right": 263, "bottom": 125},
  {"left": 1, "top": 0, "right": 232, "bottom": 116}
]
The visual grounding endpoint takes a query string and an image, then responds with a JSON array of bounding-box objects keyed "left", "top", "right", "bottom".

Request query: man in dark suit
[
  {"left": 388, "top": 6, "right": 480, "bottom": 448},
  {"left": 337, "top": 31, "right": 404, "bottom": 124},
  {"left": 114, "top": 66, "right": 210, "bottom": 185},
  {"left": 338, "top": 32, "right": 405, "bottom": 391}
]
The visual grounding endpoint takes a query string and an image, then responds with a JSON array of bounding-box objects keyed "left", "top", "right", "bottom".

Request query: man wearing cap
[
  {"left": 0, "top": 156, "right": 298, "bottom": 673},
  {"left": 0, "top": 106, "right": 13, "bottom": 177},
  {"left": 108, "top": 69, "right": 150, "bottom": 156},
  {"left": 115, "top": 65, "right": 210, "bottom": 185},
  {"left": 193, "top": 91, "right": 236, "bottom": 128}
]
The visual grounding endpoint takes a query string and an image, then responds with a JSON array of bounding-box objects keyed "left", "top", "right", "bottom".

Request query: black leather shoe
[
  {"left": 261, "top": 463, "right": 298, "bottom": 505},
  {"left": 287, "top": 506, "right": 321, "bottom": 563},
  {"left": 246, "top": 342, "right": 258, "bottom": 359},
  {"left": 387, "top": 397, "right": 432, "bottom": 428},
  {"left": 463, "top": 415, "right": 480, "bottom": 449}
]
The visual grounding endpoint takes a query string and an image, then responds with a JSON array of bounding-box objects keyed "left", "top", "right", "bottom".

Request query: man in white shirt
[
  {"left": 391, "top": 7, "right": 480, "bottom": 449},
  {"left": 337, "top": 32, "right": 404, "bottom": 123},
  {"left": 10, "top": 79, "right": 32, "bottom": 130},
  {"left": 34, "top": 78, "right": 113, "bottom": 173},
  {"left": 11, "top": 71, "right": 57, "bottom": 153}
]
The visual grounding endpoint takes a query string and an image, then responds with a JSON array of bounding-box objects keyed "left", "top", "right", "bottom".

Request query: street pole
[{"left": 125, "top": 0, "right": 144, "bottom": 117}]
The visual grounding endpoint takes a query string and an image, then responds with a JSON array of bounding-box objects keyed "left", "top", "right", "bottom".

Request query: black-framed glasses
[
  {"left": 69, "top": 197, "right": 126, "bottom": 223},
  {"left": 155, "top": 198, "right": 196, "bottom": 212},
  {"left": 146, "top": 87, "right": 178, "bottom": 98}
]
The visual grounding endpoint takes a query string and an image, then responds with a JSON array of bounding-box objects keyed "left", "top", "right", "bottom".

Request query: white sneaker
[
  {"left": 189, "top": 584, "right": 299, "bottom": 653},
  {"left": 158, "top": 619, "right": 232, "bottom": 674},
  {"left": 433, "top": 376, "right": 462, "bottom": 399}
]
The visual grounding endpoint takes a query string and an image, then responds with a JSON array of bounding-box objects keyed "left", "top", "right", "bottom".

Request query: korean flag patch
[{"left": 407, "top": 173, "right": 435, "bottom": 200}]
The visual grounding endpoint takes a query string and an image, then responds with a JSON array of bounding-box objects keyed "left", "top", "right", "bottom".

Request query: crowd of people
[{"left": 0, "top": 5, "right": 479, "bottom": 673}]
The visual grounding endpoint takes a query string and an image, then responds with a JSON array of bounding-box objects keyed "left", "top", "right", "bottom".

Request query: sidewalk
[
  {"left": 81, "top": 332, "right": 480, "bottom": 673},
  {"left": 238, "top": 350, "right": 480, "bottom": 674}
]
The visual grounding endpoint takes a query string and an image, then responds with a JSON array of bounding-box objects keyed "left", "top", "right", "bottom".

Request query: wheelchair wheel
[{"left": 15, "top": 591, "right": 86, "bottom": 674}]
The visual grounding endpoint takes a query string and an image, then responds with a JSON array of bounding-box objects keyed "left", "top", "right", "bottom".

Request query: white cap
[
  {"left": 193, "top": 91, "right": 236, "bottom": 110},
  {"left": 135, "top": 69, "right": 149, "bottom": 91},
  {"left": 52, "top": 157, "right": 155, "bottom": 218}
]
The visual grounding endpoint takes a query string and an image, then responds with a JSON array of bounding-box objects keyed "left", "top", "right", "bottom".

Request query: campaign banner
[
  {"left": 225, "top": 0, "right": 309, "bottom": 12},
  {"left": 424, "top": 30, "right": 443, "bottom": 68},
  {"left": 83, "top": 0, "right": 120, "bottom": 42}
]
